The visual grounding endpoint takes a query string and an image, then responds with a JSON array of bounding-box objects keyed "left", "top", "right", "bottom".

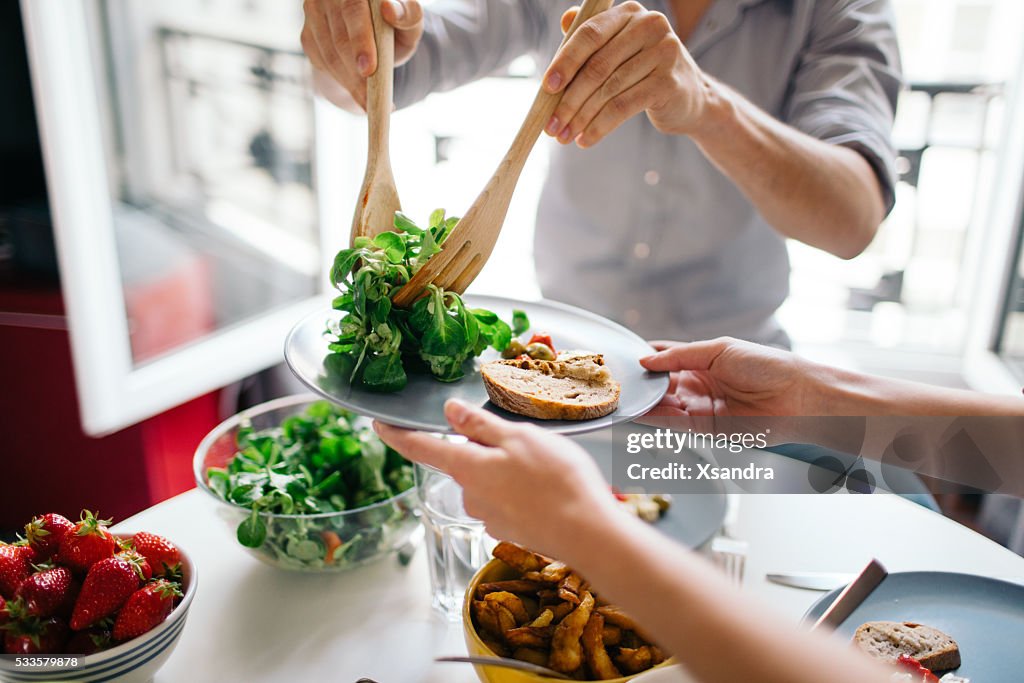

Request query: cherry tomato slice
[{"left": 527, "top": 333, "right": 555, "bottom": 355}]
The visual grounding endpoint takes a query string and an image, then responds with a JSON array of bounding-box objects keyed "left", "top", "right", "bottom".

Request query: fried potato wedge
[
  {"left": 484, "top": 591, "right": 530, "bottom": 625},
  {"left": 505, "top": 625, "right": 554, "bottom": 648},
  {"left": 473, "top": 600, "right": 502, "bottom": 638},
  {"left": 492, "top": 602, "right": 518, "bottom": 634},
  {"left": 601, "top": 624, "right": 622, "bottom": 646},
  {"left": 596, "top": 606, "right": 656, "bottom": 644},
  {"left": 614, "top": 646, "right": 665, "bottom": 675},
  {"left": 583, "top": 613, "right": 622, "bottom": 680},
  {"left": 530, "top": 609, "right": 555, "bottom": 628},
  {"left": 493, "top": 542, "right": 546, "bottom": 572},
  {"left": 550, "top": 601, "right": 576, "bottom": 622},
  {"left": 548, "top": 591, "right": 595, "bottom": 673},
  {"left": 540, "top": 560, "right": 573, "bottom": 582},
  {"left": 476, "top": 580, "right": 547, "bottom": 598},
  {"left": 558, "top": 572, "right": 584, "bottom": 604}
]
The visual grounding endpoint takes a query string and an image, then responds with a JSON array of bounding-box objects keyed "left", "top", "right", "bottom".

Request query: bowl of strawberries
[{"left": 0, "top": 510, "right": 196, "bottom": 683}]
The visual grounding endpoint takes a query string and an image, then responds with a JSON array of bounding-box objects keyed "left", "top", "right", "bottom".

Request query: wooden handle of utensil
[
  {"left": 505, "top": 0, "right": 615, "bottom": 163},
  {"left": 365, "top": 0, "right": 395, "bottom": 169}
]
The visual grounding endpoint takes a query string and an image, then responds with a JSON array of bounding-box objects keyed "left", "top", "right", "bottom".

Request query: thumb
[
  {"left": 444, "top": 399, "right": 519, "bottom": 447},
  {"left": 382, "top": 0, "right": 424, "bottom": 31},
  {"left": 561, "top": 7, "right": 579, "bottom": 34},
  {"left": 639, "top": 339, "right": 729, "bottom": 373}
]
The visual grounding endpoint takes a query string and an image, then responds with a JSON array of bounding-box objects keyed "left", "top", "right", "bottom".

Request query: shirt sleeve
[
  {"left": 783, "top": 0, "right": 904, "bottom": 215},
  {"left": 393, "top": 0, "right": 565, "bottom": 109}
]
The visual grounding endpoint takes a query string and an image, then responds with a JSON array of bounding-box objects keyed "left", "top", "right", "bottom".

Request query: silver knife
[
  {"left": 766, "top": 571, "right": 855, "bottom": 591},
  {"left": 809, "top": 558, "right": 887, "bottom": 631}
]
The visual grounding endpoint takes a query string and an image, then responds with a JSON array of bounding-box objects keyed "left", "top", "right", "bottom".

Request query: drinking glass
[{"left": 416, "top": 463, "right": 493, "bottom": 620}]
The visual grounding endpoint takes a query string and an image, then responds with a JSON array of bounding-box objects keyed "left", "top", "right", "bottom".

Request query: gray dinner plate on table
[
  {"left": 571, "top": 427, "right": 728, "bottom": 549},
  {"left": 285, "top": 295, "right": 669, "bottom": 436},
  {"left": 803, "top": 571, "right": 1024, "bottom": 682}
]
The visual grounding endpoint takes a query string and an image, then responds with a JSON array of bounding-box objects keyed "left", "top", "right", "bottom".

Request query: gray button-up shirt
[{"left": 395, "top": 0, "right": 902, "bottom": 346}]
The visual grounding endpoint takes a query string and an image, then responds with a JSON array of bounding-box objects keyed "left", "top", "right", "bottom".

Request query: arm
[
  {"left": 689, "top": 82, "right": 887, "bottom": 260},
  {"left": 640, "top": 338, "right": 1024, "bottom": 495},
  {"left": 300, "top": 0, "right": 561, "bottom": 111},
  {"left": 541, "top": 0, "right": 901, "bottom": 259},
  {"left": 374, "top": 401, "right": 894, "bottom": 683},
  {"left": 639, "top": 337, "right": 1024, "bottom": 419}
]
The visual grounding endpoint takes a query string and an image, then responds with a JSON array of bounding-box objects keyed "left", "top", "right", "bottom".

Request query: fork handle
[
  {"left": 506, "top": 0, "right": 615, "bottom": 163},
  {"left": 365, "top": 0, "right": 395, "bottom": 172}
]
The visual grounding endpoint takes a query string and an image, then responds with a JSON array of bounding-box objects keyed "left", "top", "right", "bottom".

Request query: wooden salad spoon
[
  {"left": 391, "top": 0, "right": 614, "bottom": 307},
  {"left": 350, "top": 0, "right": 401, "bottom": 245}
]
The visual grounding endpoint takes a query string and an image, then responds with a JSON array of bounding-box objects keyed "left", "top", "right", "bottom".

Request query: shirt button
[
  {"left": 633, "top": 242, "right": 651, "bottom": 260},
  {"left": 643, "top": 170, "right": 660, "bottom": 186},
  {"left": 624, "top": 309, "right": 641, "bottom": 326}
]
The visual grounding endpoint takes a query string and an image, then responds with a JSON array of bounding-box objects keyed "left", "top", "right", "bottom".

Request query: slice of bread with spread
[
  {"left": 480, "top": 353, "right": 620, "bottom": 420},
  {"left": 853, "top": 621, "right": 961, "bottom": 672}
]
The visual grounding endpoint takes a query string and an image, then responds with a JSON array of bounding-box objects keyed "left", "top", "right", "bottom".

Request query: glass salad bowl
[{"left": 193, "top": 394, "right": 420, "bottom": 572}]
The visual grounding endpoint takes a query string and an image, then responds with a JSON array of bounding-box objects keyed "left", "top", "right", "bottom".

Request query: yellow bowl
[{"left": 462, "top": 558, "right": 672, "bottom": 683}]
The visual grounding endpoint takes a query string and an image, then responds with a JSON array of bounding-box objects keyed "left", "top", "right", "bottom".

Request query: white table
[{"left": 116, "top": 489, "right": 1024, "bottom": 683}]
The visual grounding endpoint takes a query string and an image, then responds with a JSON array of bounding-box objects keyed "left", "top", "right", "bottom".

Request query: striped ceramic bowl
[{"left": 0, "top": 537, "right": 197, "bottom": 683}]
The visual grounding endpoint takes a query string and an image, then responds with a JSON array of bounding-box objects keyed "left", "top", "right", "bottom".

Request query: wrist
[
  {"left": 812, "top": 363, "right": 888, "bottom": 416},
  {"left": 687, "top": 75, "right": 738, "bottom": 143},
  {"left": 556, "top": 496, "right": 632, "bottom": 567}
]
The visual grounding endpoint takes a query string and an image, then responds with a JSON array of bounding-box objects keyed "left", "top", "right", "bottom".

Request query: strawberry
[
  {"left": 15, "top": 566, "right": 79, "bottom": 618},
  {"left": 65, "top": 626, "right": 112, "bottom": 655},
  {"left": 3, "top": 616, "right": 69, "bottom": 654},
  {"left": 69, "top": 554, "right": 146, "bottom": 630},
  {"left": 112, "top": 580, "right": 182, "bottom": 641},
  {"left": 131, "top": 532, "right": 181, "bottom": 578},
  {"left": 24, "top": 513, "right": 74, "bottom": 560},
  {"left": 0, "top": 595, "right": 8, "bottom": 626},
  {"left": 57, "top": 511, "right": 115, "bottom": 575},
  {"left": 116, "top": 549, "right": 153, "bottom": 581},
  {"left": 0, "top": 543, "right": 36, "bottom": 599}
]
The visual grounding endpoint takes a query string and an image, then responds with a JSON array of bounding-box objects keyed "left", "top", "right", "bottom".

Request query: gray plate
[
  {"left": 571, "top": 427, "right": 727, "bottom": 549},
  {"left": 284, "top": 295, "right": 669, "bottom": 435},
  {"left": 803, "top": 571, "right": 1024, "bottom": 681}
]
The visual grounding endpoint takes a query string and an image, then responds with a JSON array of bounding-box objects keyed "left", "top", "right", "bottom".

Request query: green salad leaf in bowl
[{"left": 195, "top": 396, "right": 418, "bottom": 571}]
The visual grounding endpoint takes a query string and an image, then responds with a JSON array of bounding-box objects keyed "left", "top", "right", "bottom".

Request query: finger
[
  {"left": 647, "top": 340, "right": 682, "bottom": 351},
  {"left": 444, "top": 399, "right": 521, "bottom": 448},
  {"left": 304, "top": 1, "right": 338, "bottom": 73},
  {"left": 381, "top": 0, "right": 423, "bottom": 30},
  {"left": 560, "top": 7, "right": 579, "bottom": 34},
  {"left": 307, "top": 2, "right": 366, "bottom": 106},
  {"left": 637, "top": 406, "right": 689, "bottom": 421},
  {"left": 555, "top": 37, "right": 660, "bottom": 143},
  {"left": 542, "top": 4, "right": 637, "bottom": 95},
  {"left": 549, "top": 15, "right": 662, "bottom": 139},
  {"left": 335, "top": 0, "right": 376, "bottom": 76},
  {"left": 575, "top": 77, "right": 657, "bottom": 148},
  {"left": 371, "top": 421, "right": 476, "bottom": 472},
  {"left": 301, "top": 13, "right": 328, "bottom": 70},
  {"left": 639, "top": 338, "right": 730, "bottom": 372}
]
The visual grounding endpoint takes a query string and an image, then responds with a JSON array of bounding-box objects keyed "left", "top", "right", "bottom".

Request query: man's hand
[
  {"left": 542, "top": 2, "right": 712, "bottom": 148},
  {"left": 301, "top": 0, "right": 424, "bottom": 110},
  {"left": 373, "top": 400, "right": 621, "bottom": 558},
  {"left": 639, "top": 337, "right": 827, "bottom": 417}
]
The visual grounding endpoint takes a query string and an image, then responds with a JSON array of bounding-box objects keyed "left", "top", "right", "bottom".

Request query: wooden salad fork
[
  {"left": 391, "top": 0, "right": 614, "bottom": 307},
  {"left": 350, "top": 0, "right": 401, "bottom": 245}
]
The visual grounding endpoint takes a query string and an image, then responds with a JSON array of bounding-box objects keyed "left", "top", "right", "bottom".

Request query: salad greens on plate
[
  {"left": 327, "top": 209, "right": 528, "bottom": 392},
  {"left": 206, "top": 400, "right": 416, "bottom": 570}
]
